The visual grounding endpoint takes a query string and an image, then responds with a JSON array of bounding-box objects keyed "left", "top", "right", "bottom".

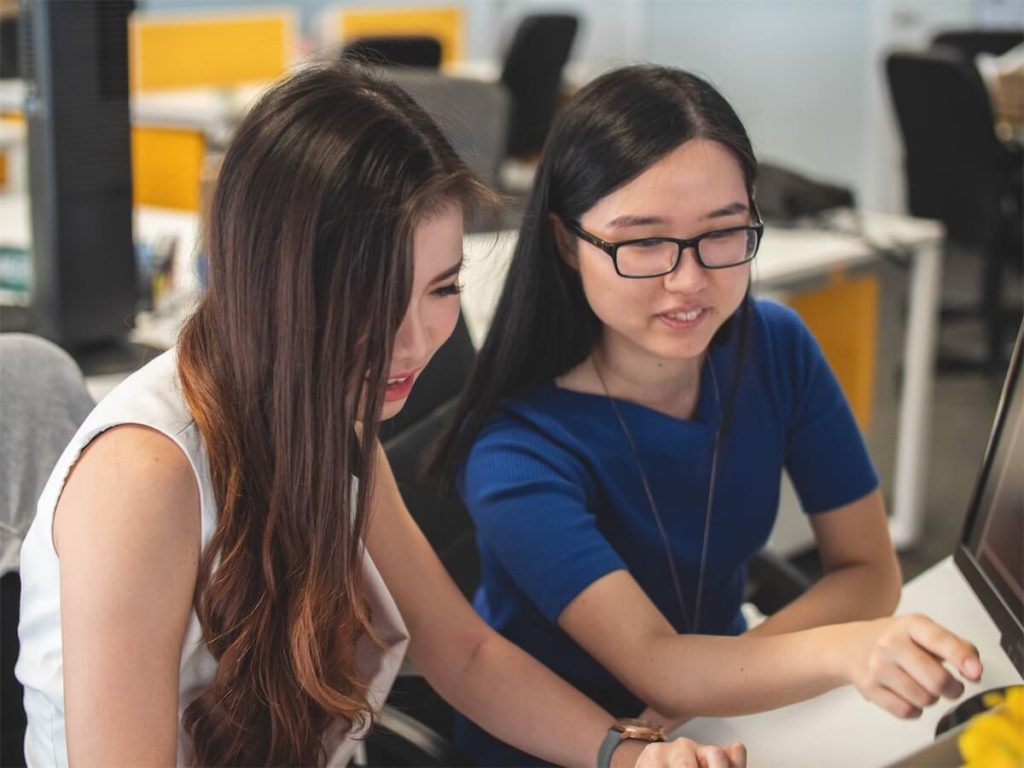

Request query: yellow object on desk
[
  {"left": 336, "top": 6, "right": 463, "bottom": 65},
  {"left": 959, "top": 686, "right": 1024, "bottom": 768},
  {"left": 129, "top": 11, "right": 293, "bottom": 91}
]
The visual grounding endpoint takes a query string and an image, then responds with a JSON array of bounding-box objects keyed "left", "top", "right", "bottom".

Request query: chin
[{"left": 380, "top": 399, "right": 407, "bottom": 421}]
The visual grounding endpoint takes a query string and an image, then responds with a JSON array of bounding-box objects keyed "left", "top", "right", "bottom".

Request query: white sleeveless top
[{"left": 16, "top": 350, "right": 410, "bottom": 767}]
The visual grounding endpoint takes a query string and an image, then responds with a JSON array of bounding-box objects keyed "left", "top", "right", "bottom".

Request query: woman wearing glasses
[{"left": 437, "top": 65, "right": 982, "bottom": 766}]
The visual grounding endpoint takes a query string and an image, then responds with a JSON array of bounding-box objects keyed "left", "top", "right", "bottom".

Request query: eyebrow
[
  {"left": 430, "top": 257, "right": 464, "bottom": 284},
  {"left": 604, "top": 202, "right": 750, "bottom": 231}
]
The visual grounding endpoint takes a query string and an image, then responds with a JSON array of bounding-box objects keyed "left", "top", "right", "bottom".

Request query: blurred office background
[
  {"left": 1, "top": 0, "right": 1022, "bottom": 764},
  {"left": 1, "top": 0, "right": 1021, "bottom": 583},
  {"left": 0, "top": 0, "right": 1020, "bottom": 583}
]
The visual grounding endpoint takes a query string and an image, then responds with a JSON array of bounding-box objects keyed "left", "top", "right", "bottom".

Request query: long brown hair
[{"left": 176, "top": 62, "right": 493, "bottom": 766}]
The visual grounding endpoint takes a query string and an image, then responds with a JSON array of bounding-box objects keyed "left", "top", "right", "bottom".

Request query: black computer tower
[{"left": 19, "top": 0, "right": 137, "bottom": 346}]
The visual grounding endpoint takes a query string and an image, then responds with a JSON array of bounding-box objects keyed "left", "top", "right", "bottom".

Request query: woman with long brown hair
[{"left": 15, "top": 63, "right": 744, "bottom": 768}]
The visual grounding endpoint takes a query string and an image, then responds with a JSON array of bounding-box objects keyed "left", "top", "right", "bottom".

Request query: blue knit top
[{"left": 456, "top": 300, "right": 879, "bottom": 766}]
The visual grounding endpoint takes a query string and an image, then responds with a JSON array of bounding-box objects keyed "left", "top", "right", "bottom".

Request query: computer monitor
[{"left": 954, "top": 323, "right": 1024, "bottom": 676}]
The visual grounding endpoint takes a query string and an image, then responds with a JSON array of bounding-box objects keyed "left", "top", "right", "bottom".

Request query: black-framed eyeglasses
[{"left": 562, "top": 211, "right": 764, "bottom": 278}]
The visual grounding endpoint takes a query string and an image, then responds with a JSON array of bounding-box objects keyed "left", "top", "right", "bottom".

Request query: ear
[{"left": 548, "top": 213, "right": 579, "bottom": 270}]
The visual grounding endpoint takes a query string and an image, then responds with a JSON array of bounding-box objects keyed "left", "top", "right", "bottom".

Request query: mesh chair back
[
  {"left": 500, "top": 14, "right": 578, "bottom": 156},
  {"left": 384, "top": 68, "right": 509, "bottom": 186},
  {"left": 885, "top": 47, "right": 1004, "bottom": 247}
]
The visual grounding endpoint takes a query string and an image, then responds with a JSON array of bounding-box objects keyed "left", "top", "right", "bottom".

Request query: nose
[
  {"left": 393, "top": 301, "right": 431, "bottom": 366},
  {"left": 662, "top": 244, "right": 707, "bottom": 292}
]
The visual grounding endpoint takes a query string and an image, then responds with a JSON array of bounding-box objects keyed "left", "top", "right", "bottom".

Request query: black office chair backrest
[
  {"left": 341, "top": 35, "right": 443, "bottom": 69},
  {"left": 885, "top": 47, "right": 1005, "bottom": 248},
  {"left": 932, "top": 28, "right": 1024, "bottom": 59},
  {"left": 500, "top": 13, "right": 579, "bottom": 157}
]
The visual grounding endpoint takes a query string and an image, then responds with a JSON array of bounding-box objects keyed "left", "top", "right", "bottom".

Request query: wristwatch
[{"left": 596, "top": 718, "right": 666, "bottom": 768}]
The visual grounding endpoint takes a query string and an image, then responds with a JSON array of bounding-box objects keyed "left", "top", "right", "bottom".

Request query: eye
[{"left": 432, "top": 281, "right": 463, "bottom": 297}]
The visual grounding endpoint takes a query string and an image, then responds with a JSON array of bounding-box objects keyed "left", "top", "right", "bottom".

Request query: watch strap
[
  {"left": 596, "top": 727, "right": 623, "bottom": 768},
  {"left": 597, "top": 720, "right": 667, "bottom": 768}
]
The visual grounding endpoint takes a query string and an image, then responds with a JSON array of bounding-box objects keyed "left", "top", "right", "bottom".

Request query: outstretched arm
[
  {"left": 558, "top": 565, "right": 980, "bottom": 722},
  {"left": 746, "top": 489, "right": 901, "bottom": 638}
]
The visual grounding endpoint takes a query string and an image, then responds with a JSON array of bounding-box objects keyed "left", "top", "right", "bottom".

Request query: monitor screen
[{"left": 955, "top": 324, "right": 1024, "bottom": 677}]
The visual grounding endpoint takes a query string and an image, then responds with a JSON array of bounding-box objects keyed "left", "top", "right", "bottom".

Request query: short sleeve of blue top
[{"left": 454, "top": 300, "right": 879, "bottom": 767}]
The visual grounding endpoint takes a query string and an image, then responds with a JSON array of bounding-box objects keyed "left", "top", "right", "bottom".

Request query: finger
[
  {"left": 866, "top": 683, "right": 923, "bottom": 719},
  {"left": 725, "top": 742, "right": 747, "bottom": 768},
  {"left": 906, "top": 615, "right": 983, "bottom": 680},
  {"left": 894, "top": 640, "right": 965, "bottom": 701},
  {"left": 879, "top": 663, "right": 939, "bottom": 709},
  {"left": 695, "top": 745, "right": 730, "bottom": 768}
]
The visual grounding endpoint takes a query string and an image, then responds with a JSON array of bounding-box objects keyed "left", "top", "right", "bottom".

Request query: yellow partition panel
[
  {"left": 337, "top": 7, "right": 463, "bottom": 65},
  {"left": 130, "top": 11, "right": 292, "bottom": 91},
  {"left": 132, "top": 126, "right": 205, "bottom": 211},
  {"left": 0, "top": 115, "right": 25, "bottom": 191},
  {"left": 786, "top": 272, "right": 879, "bottom": 431}
]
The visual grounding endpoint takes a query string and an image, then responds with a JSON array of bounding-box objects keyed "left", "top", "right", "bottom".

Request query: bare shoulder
[{"left": 54, "top": 423, "right": 201, "bottom": 562}]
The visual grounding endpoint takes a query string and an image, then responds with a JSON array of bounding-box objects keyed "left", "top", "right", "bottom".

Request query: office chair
[
  {"left": 500, "top": 14, "right": 579, "bottom": 158},
  {"left": 0, "top": 334, "right": 95, "bottom": 768},
  {"left": 931, "top": 28, "right": 1023, "bottom": 60},
  {"left": 341, "top": 35, "right": 443, "bottom": 70},
  {"left": 886, "top": 47, "right": 1023, "bottom": 373}
]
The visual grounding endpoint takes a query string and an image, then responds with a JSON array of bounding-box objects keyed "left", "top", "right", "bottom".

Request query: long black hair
[{"left": 435, "top": 65, "right": 759, "bottom": 486}]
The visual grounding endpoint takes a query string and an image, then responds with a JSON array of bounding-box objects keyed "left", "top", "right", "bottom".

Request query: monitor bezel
[{"left": 953, "top": 324, "right": 1024, "bottom": 676}]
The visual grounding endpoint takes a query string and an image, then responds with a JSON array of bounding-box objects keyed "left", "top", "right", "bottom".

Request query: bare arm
[
  {"left": 364, "top": 443, "right": 743, "bottom": 768},
  {"left": 57, "top": 426, "right": 200, "bottom": 767},
  {"left": 558, "top": 567, "right": 981, "bottom": 722},
  {"left": 746, "top": 489, "right": 901, "bottom": 637}
]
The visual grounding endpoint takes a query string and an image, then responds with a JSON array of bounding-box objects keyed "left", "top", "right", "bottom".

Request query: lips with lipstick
[{"left": 384, "top": 370, "right": 419, "bottom": 402}]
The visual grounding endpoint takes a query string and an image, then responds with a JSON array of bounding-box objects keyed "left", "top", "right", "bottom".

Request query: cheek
[
  {"left": 578, "top": 261, "right": 655, "bottom": 328},
  {"left": 717, "top": 265, "right": 751, "bottom": 309},
  {"left": 427, "top": 299, "right": 461, "bottom": 355}
]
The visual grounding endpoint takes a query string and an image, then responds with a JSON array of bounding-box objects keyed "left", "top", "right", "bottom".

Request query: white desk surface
[
  {"left": 130, "top": 82, "right": 269, "bottom": 141},
  {"left": 0, "top": 79, "right": 266, "bottom": 143},
  {"left": 675, "top": 556, "right": 1022, "bottom": 768}
]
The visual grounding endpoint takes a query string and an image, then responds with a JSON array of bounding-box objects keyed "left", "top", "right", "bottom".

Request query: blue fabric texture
[{"left": 455, "top": 300, "right": 879, "bottom": 766}]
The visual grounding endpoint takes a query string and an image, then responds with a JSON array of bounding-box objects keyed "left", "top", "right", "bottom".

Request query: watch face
[{"left": 613, "top": 719, "right": 665, "bottom": 742}]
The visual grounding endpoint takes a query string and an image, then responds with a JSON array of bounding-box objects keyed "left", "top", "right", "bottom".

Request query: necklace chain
[{"left": 591, "top": 353, "right": 722, "bottom": 634}]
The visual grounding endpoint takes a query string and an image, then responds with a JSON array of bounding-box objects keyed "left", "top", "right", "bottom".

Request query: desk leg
[{"left": 890, "top": 239, "right": 942, "bottom": 549}]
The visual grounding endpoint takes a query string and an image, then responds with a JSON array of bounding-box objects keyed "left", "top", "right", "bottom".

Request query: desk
[
  {"left": 674, "top": 556, "right": 1022, "bottom": 767},
  {"left": 0, "top": 79, "right": 267, "bottom": 147},
  {"left": 0, "top": 194, "right": 200, "bottom": 350},
  {"left": 131, "top": 83, "right": 268, "bottom": 147},
  {"left": 462, "top": 213, "right": 944, "bottom": 549}
]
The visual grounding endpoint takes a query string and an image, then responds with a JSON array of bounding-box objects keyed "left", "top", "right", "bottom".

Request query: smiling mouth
[{"left": 661, "top": 308, "right": 705, "bottom": 322}]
